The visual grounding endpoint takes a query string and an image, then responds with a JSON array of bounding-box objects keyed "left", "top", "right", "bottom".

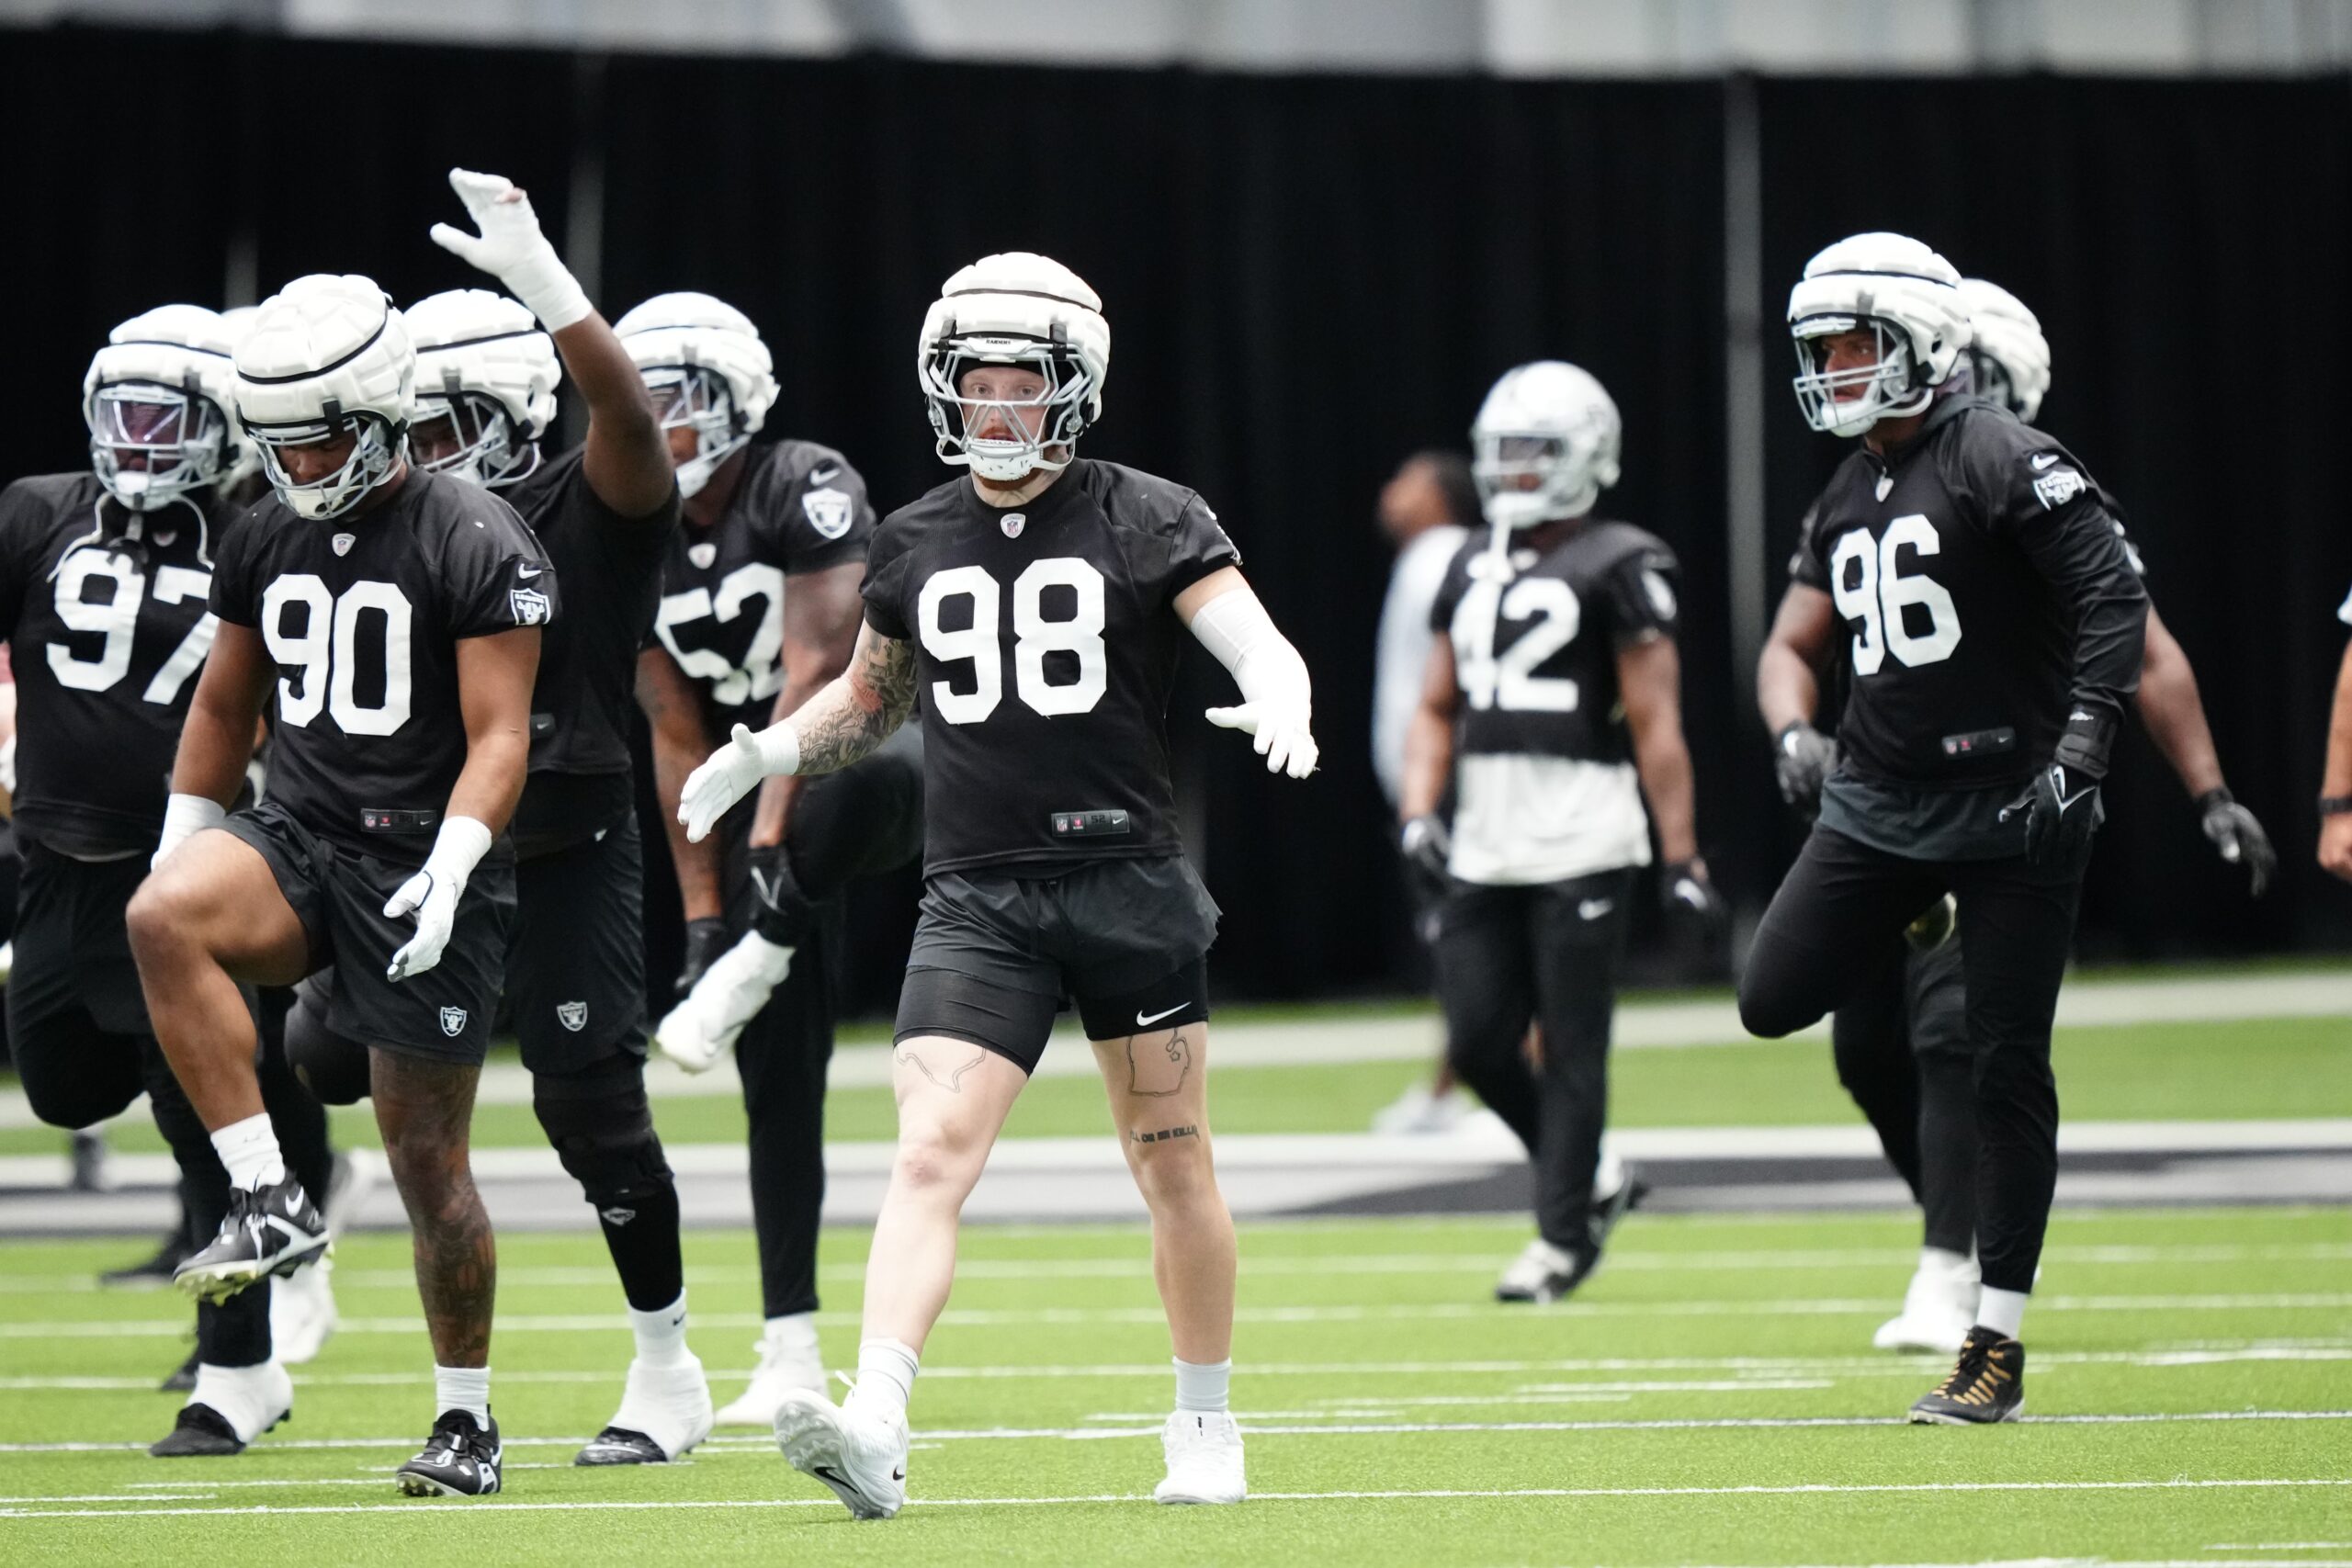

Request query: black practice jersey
[
  {"left": 1429, "top": 522, "right": 1680, "bottom": 764},
  {"left": 0, "top": 474, "right": 237, "bottom": 856},
  {"left": 653, "top": 440, "right": 874, "bottom": 736},
  {"left": 1790, "top": 398, "right": 2144, "bottom": 791},
  {"left": 209, "top": 469, "right": 558, "bottom": 865},
  {"left": 502, "top": 448, "right": 677, "bottom": 848},
  {"left": 863, "top": 459, "right": 1239, "bottom": 877}
]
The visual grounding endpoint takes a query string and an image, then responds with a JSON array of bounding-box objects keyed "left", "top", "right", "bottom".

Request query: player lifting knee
[{"left": 676, "top": 253, "right": 1317, "bottom": 1516}]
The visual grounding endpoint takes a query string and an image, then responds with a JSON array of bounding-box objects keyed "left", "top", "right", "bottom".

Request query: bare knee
[
  {"left": 1125, "top": 1122, "right": 1217, "bottom": 1208},
  {"left": 891, "top": 1122, "right": 984, "bottom": 1203},
  {"left": 125, "top": 874, "right": 200, "bottom": 968}
]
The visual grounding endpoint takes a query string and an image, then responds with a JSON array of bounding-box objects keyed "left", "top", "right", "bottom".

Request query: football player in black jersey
[
  {"left": 1400, "top": 360, "right": 1720, "bottom": 1306},
  {"left": 619, "top": 291, "right": 924, "bottom": 1427},
  {"left": 676, "top": 253, "right": 1317, "bottom": 1515},
  {"left": 1767, "top": 276, "right": 2275, "bottom": 1356},
  {"left": 127, "top": 273, "right": 555, "bottom": 1496},
  {"left": 1738, "top": 233, "right": 2148, "bottom": 1424},
  {"left": 0, "top": 304, "right": 342, "bottom": 1454},
  {"left": 275, "top": 171, "right": 713, "bottom": 1468}
]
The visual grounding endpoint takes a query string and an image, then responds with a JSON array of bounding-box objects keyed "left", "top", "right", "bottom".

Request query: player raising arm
[
  {"left": 127, "top": 275, "right": 554, "bottom": 1496},
  {"left": 677, "top": 254, "right": 1314, "bottom": 1517}
]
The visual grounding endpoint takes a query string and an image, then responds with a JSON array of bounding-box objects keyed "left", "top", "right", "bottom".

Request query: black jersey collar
[{"left": 1868, "top": 392, "right": 1983, "bottom": 473}]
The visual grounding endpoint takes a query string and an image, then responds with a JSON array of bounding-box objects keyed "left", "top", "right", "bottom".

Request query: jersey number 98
[{"left": 917, "top": 558, "right": 1106, "bottom": 724}]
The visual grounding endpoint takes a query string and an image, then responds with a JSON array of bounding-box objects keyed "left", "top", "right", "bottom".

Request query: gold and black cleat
[{"left": 1908, "top": 1325, "right": 2025, "bottom": 1424}]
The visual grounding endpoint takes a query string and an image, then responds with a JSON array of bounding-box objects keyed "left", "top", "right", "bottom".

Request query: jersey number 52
[
  {"left": 917, "top": 558, "right": 1106, "bottom": 724},
  {"left": 1829, "top": 515, "right": 1962, "bottom": 675}
]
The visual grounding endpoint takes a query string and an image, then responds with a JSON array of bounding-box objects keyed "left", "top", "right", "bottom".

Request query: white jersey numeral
[
  {"left": 654, "top": 562, "right": 787, "bottom": 710},
  {"left": 46, "top": 547, "right": 217, "bottom": 705},
  {"left": 1829, "top": 514, "right": 1963, "bottom": 676},
  {"left": 261, "top": 574, "right": 414, "bottom": 735},
  {"left": 1451, "top": 571, "right": 1583, "bottom": 714},
  {"left": 917, "top": 558, "right": 1108, "bottom": 725}
]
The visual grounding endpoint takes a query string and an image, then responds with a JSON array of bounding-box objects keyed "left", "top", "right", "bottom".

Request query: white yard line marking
[
  {"left": 0, "top": 1409, "right": 2342, "bottom": 1456},
  {"left": 2, "top": 1476, "right": 2347, "bottom": 1522}
]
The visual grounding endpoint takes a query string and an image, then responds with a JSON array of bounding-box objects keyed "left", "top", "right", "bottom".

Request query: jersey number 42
[{"left": 1451, "top": 573, "right": 1581, "bottom": 714}]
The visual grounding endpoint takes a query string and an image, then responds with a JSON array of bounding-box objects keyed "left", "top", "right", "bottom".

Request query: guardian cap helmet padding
[
  {"left": 615, "top": 292, "right": 776, "bottom": 500},
  {"left": 918, "top": 253, "right": 1111, "bottom": 482},
  {"left": 1957, "top": 277, "right": 2052, "bottom": 425},
  {"left": 234, "top": 275, "right": 413, "bottom": 521},
  {"left": 83, "top": 304, "right": 249, "bottom": 512},
  {"left": 405, "top": 288, "right": 560, "bottom": 488},
  {"left": 1788, "top": 232, "right": 1970, "bottom": 438}
]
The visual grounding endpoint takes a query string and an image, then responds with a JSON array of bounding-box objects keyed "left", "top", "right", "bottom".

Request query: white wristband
[
  {"left": 155, "top": 793, "right": 227, "bottom": 870},
  {"left": 420, "top": 815, "right": 495, "bottom": 893}
]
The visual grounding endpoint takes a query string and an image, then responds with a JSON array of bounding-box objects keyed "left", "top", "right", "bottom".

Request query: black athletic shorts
[
  {"left": 896, "top": 853, "right": 1219, "bottom": 1073},
  {"left": 222, "top": 801, "right": 514, "bottom": 1065},
  {"left": 510, "top": 810, "right": 649, "bottom": 1072},
  {"left": 8, "top": 839, "right": 151, "bottom": 1035}
]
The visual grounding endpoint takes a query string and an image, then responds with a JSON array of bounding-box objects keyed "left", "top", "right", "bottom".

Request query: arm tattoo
[
  {"left": 896, "top": 1041, "right": 988, "bottom": 1093},
  {"left": 1122, "top": 1026, "right": 1193, "bottom": 1098},
  {"left": 795, "top": 633, "right": 917, "bottom": 776},
  {"left": 1131, "top": 1124, "right": 1199, "bottom": 1145}
]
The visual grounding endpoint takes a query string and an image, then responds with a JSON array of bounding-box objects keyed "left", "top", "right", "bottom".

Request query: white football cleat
[
  {"left": 1370, "top": 1083, "right": 1471, "bottom": 1135},
  {"left": 774, "top": 1390, "right": 908, "bottom": 1519},
  {"left": 655, "top": 932, "right": 794, "bottom": 1074},
  {"left": 1873, "top": 1253, "right": 1980, "bottom": 1353},
  {"left": 712, "top": 1327, "right": 827, "bottom": 1427},
  {"left": 575, "top": 1355, "right": 714, "bottom": 1465},
  {"left": 268, "top": 1258, "right": 338, "bottom": 1365},
  {"left": 1154, "top": 1410, "right": 1246, "bottom": 1505}
]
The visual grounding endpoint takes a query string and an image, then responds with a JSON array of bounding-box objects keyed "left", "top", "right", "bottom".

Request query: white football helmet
[
  {"left": 82, "top": 305, "right": 249, "bottom": 512},
  {"left": 1470, "top": 361, "right": 1623, "bottom": 530},
  {"left": 1788, "top": 232, "right": 1970, "bottom": 438},
  {"left": 404, "top": 288, "right": 560, "bottom": 488},
  {"left": 1958, "top": 277, "right": 2052, "bottom": 425},
  {"left": 918, "top": 253, "right": 1110, "bottom": 482},
  {"left": 234, "top": 276, "right": 413, "bottom": 521},
  {"left": 615, "top": 292, "right": 776, "bottom": 499}
]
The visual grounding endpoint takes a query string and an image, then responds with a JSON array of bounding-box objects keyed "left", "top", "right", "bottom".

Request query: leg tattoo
[
  {"left": 1124, "top": 1027, "right": 1193, "bottom": 1098},
  {"left": 896, "top": 1042, "right": 988, "bottom": 1093},
  {"left": 374, "top": 1051, "right": 496, "bottom": 1367},
  {"left": 1130, "top": 1124, "right": 1199, "bottom": 1145}
]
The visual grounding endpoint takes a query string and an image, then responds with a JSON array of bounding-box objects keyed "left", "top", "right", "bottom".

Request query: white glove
[
  {"left": 153, "top": 793, "right": 226, "bottom": 872},
  {"left": 1190, "top": 584, "right": 1318, "bottom": 780},
  {"left": 427, "top": 167, "right": 593, "bottom": 331},
  {"left": 384, "top": 817, "right": 493, "bottom": 983},
  {"left": 654, "top": 931, "right": 796, "bottom": 1073},
  {"left": 1206, "top": 699, "right": 1317, "bottom": 778},
  {"left": 679, "top": 722, "right": 798, "bottom": 844}
]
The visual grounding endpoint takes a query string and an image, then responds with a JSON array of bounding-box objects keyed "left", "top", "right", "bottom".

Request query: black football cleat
[
  {"left": 174, "top": 1178, "right": 329, "bottom": 1304},
  {"left": 396, "top": 1410, "right": 503, "bottom": 1496},
  {"left": 1909, "top": 1325, "right": 2026, "bottom": 1424},
  {"left": 574, "top": 1427, "right": 668, "bottom": 1466},
  {"left": 161, "top": 1348, "right": 199, "bottom": 1393},
  {"left": 149, "top": 1401, "right": 288, "bottom": 1457},
  {"left": 1589, "top": 1168, "right": 1648, "bottom": 1252}
]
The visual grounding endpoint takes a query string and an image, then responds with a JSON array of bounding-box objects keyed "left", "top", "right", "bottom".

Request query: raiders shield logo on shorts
[
  {"left": 557, "top": 1000, "right": 588, "bottom": 1033},
  {"left": 439, "top": 1006, "right": 468, "bottom": 1037}
]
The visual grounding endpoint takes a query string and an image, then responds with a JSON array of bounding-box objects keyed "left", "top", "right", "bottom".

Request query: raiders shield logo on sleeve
[
  {"left": 557, "top": 1000, "right": 588, "bottom": 1032},
  {"left": 801, "top": 486, "right": 854, "bottom": 540},
  {"left": 439, "top": 1006, "right": 469, "bottom": 1037},
  {"left": 510, "top": 586, "right": 551, "bottom": 626}
]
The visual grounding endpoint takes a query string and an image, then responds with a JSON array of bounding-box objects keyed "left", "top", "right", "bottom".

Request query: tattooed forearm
[
  {"left": 1131, "top": 1124, "right": 1199, "bottom": 1145},
  {"left": 897, "top": 1041, "right": 988, "bottom": 1092},
  {"left": 793, "top": 629, "right": 917, "bottom": 776},
  {"left": 1124, "top": 1027, "right": 1193, "bottom": 1098}
]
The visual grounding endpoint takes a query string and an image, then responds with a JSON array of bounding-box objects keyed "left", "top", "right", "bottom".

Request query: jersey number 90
[
  {"left": 261, "top": 575, "right": 413, "bottom": 736},
  {"left": 917, "top": 558, "right": 1106, "bottom": 724}
]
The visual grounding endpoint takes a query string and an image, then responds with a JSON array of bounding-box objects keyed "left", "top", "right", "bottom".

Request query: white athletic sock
[
  {"left": 1173, "top": 1357, "right": 1231, "bottom": 1415},
  {"left": 630, "top": 1291, "right": 692, "bottom": 1370},
  {"left": 191, "top": 1359, "right": 287, "bottom": 1442},
  {"left": 764, "top": 1311, "right": 820, "bottom": 1356},
  {"left": 1922, "top": 1246, "right": 1972, "bottom": 1276},
  {"left": 844, "top": 1337, "right": 919, "bottom": 1424},
  {"left": 435, "top": 1364, "right": 492, "bottom": 1427},
  {"left": 1976, "top": 1285, "right": 2029, "bottom": 1339},
  {"left": 210, "top": 1113, "right": 285, "bottom": 1192}
]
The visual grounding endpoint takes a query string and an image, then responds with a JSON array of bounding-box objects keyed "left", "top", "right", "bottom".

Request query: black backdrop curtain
[{"left": 1, "top": 26, "right": 2345, "bottom": 1012}]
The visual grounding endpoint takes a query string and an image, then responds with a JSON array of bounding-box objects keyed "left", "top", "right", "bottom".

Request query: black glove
[
  {"left": 675, "top": 915, "right": 729, "bottom": 997},
  {"left": 1659, "top": 858, "right": 1727, "bottom": 941},
  {"left": 1399, "top": 815, "right": 1453, "bottom": 885},
  {"left": 2001, "top": 709, "right": 2113, "bottom": 865},
  {"left": 745, "top": 842, "right": 817, "bottom": 947},
  {"left": 2197, "top": 787, "right": 2276, "bottom": 897},
  {"left": 1773, "top": 722, "right": 1838, "bottom": 818}
]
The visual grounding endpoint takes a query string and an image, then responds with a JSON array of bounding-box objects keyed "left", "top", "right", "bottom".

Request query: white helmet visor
[{"left": 85, "top": 381, "right": 231, "bottom": 511}]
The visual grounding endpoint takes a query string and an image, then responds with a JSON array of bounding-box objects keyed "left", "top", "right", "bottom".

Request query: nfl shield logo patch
[
  {"left": 1001, "top": 512, "right": 1026, "bottom": 539},
  {"left": 439, "top": 1006, "right": 468, "bottom": 1037},
  {"left": 687, "top": 541, "right": 717, "bottom": 570},
  {"left": 557, "top": 1000, "right": 588, "bottom": 1033},
  {"left": 800, "top": 486, "right": 854, "bottom": 540},
  {"left": 332, "top": 533, "right": 356, "bottom": 557}
]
